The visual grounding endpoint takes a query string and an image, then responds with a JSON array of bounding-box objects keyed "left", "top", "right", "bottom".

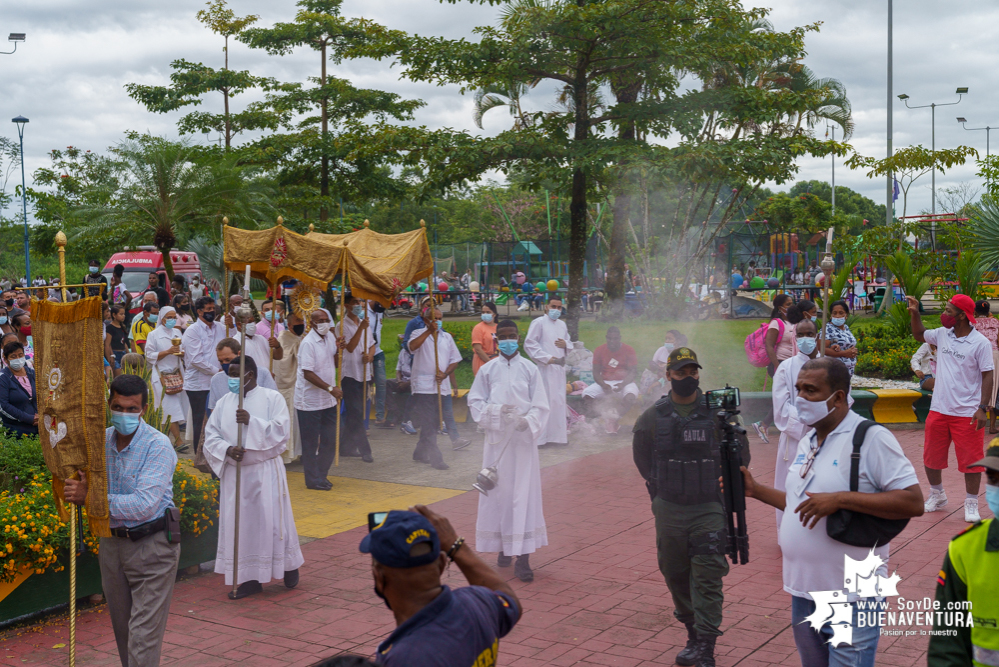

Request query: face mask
[
  {"left": 110, "top": 411, "right": 141, "bottom": 436},
  {"left": 941, "top": 313, "right": 957, "bottom": 329},
  {"left": 148, "top": 314, "right": 158, "bottom": 324},
  {"left": 163, "top": 318, "right": 177, "bottom": 329},
  {"left": 4, "top": 299, "right": 11, "bottom": 308},
  {"left": 292, "top": 324, "right": 305, "bottom": 336},
  {"left": 221, "top": 362, "right": 231, "bottom": 373},
  {"left": 179, "top": 304, "right": 190, "bottom": 312},
  {"left": 481, "top": 313, "right": 494, "bottom": 324},
  {"left": 810, "top": 316, "right": 817, "bottom": 322},
  {"left": 663, "top": 343, "right": 675, "bottom": 354},
  {"left": 498, "top": 339, "right": 519, "bottom": 356},
  {"left": 244, "top": 323, "right": 256, "bottom": 336},
  {"left": 352, "top": 306, "right": 365, "bottom": 318},
  {"left": 797, "top": 337, "right": 817, "bottom": 355},
  {"left": 8, "top": 357, "right": 25, "bottom": 371},
  {"left": 436, "top": 320, "right": 444, "bottom": 330},
  {"left": 794, "top": 392, "right": 839, "bottom": 426},
  {"left": 89, "top": 266, "right": 99, "bottom": 274},
  {"left": 670, "top": 375, "right": 699, "bottom": 397},
  {"left": 202, "top": 311, "right": 216, "bottom": 323},
  {"left": 0, "top": 317, "right": 7, "bottom": 326},
  {"left": 228, "top": 376, "right": 242, "bottom": 394},
  {"left": 20, "top": 325, "right": 30, "bottom": 336},
  {"left": 264, "top": 311, "right": 275, "bottom": 321},
  {"left": 373, "top": 583, "right": 392, "bottom": 611},
  {"left": 547, "top": 309, "right": 562, "bottom": 321},
  {"left": 315, "top": 323, "right": 331, "bottom": 336},
  {"left": 831, "top": 317, "right": 846, "bottom": 327},
  {"left": 986, "top": 484, "right": 999, "bottom": 518}
]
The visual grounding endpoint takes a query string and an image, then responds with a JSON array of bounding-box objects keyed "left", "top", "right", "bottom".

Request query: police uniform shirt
[{"left": 376, "top": 585, "right": 519, "bottom": 667}]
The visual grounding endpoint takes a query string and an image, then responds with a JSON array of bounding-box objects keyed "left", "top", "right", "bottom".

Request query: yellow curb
[
  {"left": 287, "top": 472, "right": 465, "bottom": 540},
  {"left": 0, "top": 567, "right": 33, "bottom": 605},
  {"left": 870, "top": 388, "right": 921, "bottom": 424}
]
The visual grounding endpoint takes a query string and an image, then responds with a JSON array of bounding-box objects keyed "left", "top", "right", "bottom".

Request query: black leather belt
[{"left": 110, "top": 516, "right": 166, "bottom": 541}]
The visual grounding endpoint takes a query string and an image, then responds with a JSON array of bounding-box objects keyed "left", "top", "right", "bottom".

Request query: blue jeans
[
  {"left": 441, "top": 394, "right": 461, "bottom": 442},
  {"left": 790, "top": 596, "right": 880, "bottom": 667},
  {"left": 373, "top": 351, "right": 387, "bottom": 420}
]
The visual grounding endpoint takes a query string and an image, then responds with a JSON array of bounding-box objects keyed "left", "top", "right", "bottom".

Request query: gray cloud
[{"left": 2, "top": 0, "right": 996, "bottom": 223}]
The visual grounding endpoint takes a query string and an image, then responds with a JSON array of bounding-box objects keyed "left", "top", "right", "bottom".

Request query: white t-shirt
[
  {"left": 923, "top": 327, "right": 994, "bottom": 417},
  {"left": 780, "top": 410, "right": 919, "bottom": 600},
  {"left": 408, "top": 330, "right": 462, "bottom": 395},
  {"left": 340, "top": 316, "right": 373, "bottom": 382},
  {"left": 651, "top": 345, "right": 674, "bottom": 367},
  {"left": 295, "top": 329, "right": 339, "bottom": 411}
]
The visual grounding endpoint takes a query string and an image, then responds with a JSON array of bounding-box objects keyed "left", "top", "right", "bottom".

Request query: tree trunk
[
  {"left": 320, "top": 41, "right": 329, "bottom": 222},
  {"left": 160, "top": 247, "right": 176, "bottom": 284},
  {"left": 565, "top": 65, "right": 589, "bottom": 340}
]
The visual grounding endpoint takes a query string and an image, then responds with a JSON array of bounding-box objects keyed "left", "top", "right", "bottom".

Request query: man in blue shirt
[
  {"left": 359, "top": 506, "right": 521, "bottom": 667},
  {"left": 65, "top": 374, "right": 180, "bottom": 667}
]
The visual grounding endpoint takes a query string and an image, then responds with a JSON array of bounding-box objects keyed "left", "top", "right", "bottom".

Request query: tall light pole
[
  {"left": 898, "top": 87, "right": 968, "bottom": 221},
  {"left": 957, "top": 117, "right": 995, "bottom": 177},
  {"left": 883, "top": 0, "right": 893, "bottom": 312},
  {"left": 826, "top": 124, "right": 836, "bottom": 216},
  {"left": 11, "top": 116, "right": 30, "bottom": 285}
]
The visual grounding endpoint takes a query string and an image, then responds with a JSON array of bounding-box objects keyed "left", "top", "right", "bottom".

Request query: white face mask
[
  {"left": 243, "top": 322, "right": 255, "bottom": 337},
  {"left": 315, "top": 322, "right": 330, "bottom": 336},
  {"left": 794, "top": 392, "right": 839, "bottom": 426}
]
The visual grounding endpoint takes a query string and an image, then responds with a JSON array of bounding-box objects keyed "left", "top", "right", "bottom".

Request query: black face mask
[
  {"left": 4, "top": 299, "right": 12, "bottom": 308},
  {"left": 292, "top": 323, "right": 305, "bottom": 336},
  {"left": 670, "top": 376, "right": 699, "bottom": 398},
  {"left": 201, "top": 311, "right": 216, "bottom": 323},
  {"left": 179, "top": 304, "right": 190, "bottom": 312},
  {"left": 373, "top": 583, "right": 392, "bottom": 610},
  {"left": 221, "top": 363, "right": 231, "bottom": 373}
]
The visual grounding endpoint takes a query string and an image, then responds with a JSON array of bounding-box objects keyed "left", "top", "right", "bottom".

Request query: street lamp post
[
  {"left": 957, "top": 117, "right": 995, "bottom": 179},
  {"left": 826, "top": 124, "right": 836, "bottom": 216},
  {"left": 898, "top": 87, "right": 968, "bottom": 246},
  {"left": 0, "top": 33, "right": 26, "bottom": 55},
  {"left": 11, "top": 116, "right": 30, "bottom": 285}
]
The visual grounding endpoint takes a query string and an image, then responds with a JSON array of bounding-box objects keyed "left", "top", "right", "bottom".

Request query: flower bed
[{"left": 854, "top": 324, "right": 921, "bottom": 381}]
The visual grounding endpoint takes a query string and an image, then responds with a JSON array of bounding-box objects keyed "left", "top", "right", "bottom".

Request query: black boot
[
  {"left": 284, "top": 569, "right": 300, "bottom": 589},
  {"left": 694, "top": 636, "right": 716, "bottom": 667},
  {"left": 675, "top": 623, "right": 699, "bottom": 666},
  {"left": 497, "top": 553, "right": 512, "bottom": 568},
  {"left": 514, "top": 555, "right": 533, "bottom": 582}
]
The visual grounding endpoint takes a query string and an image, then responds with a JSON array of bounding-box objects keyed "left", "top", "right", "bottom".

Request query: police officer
[
  {"left": 632, "top": 347, "right": 750, "bottom": 667},
  {"left": 928, "top": 443, "right": 999, "bottom": 665}
]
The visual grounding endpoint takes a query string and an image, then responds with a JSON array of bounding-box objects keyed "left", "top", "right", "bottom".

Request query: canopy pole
[
  {"left": 231, "top": 264, "right": 250, "bottom": 599},
  {"left": 269, "top": 279, "right": 277, "bottom": 373},
  {"left": 69, "top": 502, "right": 77, "bottom": 667},
  {"left": 335, "top": 258, "right": 346, "bottom": 468},
  {"left": 223, "top": 218, "right": 230, "bottom": 338}
]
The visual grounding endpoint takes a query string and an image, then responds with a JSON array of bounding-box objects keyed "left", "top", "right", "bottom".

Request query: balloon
[
  {"left": 500, "top": 286, "right": 509, "bottom": 292},
  {"left": 741, "top": 281, "right": 750, "bottom": 288},
  {"left": 417, "top": 282, "right": 427, "bottom": 291},
  {"left": 535, "top": 281, "right": 546, "bottom": 291},
  {"left": 438, "top": 281, "right": 449, "bottom": 291},
  {"left": 766, "top": 277, "right": 780, "bottom": 289},
  {"left": 469, "top": 281, "right": 480, "bottom": 292},
  {"left": 749, "top": 276, "right": 766, "bottom": 289},
  {"left": 815, "top": 274, "right": 826, "bottom": 287},
  {"left": 730, "top": 273, "right": 743, "bottom": 288},
  {"left": 546, "top": 279, "right": 559, "bottom": 291}
]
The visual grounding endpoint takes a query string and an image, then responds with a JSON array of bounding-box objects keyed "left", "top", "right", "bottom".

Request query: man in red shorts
[{"left": 908, "top": 294, "right": 994, "bottom": 522}]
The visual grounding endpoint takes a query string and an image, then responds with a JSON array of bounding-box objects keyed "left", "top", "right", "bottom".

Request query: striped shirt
[{"left": 105, "top": 420, "right": 176, "bottom": 529}]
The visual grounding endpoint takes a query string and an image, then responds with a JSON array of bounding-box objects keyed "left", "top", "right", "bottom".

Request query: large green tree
[
  {"left": 125, "top": 0, "right": 286, "bottom": 150},
  {"left": 239, "top": 0, "right": 422, "bottom": 222}
]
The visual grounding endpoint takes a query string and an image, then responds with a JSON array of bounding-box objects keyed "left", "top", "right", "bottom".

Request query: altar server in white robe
[
  {"left": 771, "top": 318, "right": 820, "bottom": 526},
  {"left": 469, "top": 318, "right": 550, "bottom": 583},
  {"left": 203, "top": 355, "right": 304, "bottom": 599},
  {"left": 524, "top": 297, "right": 569, "bottom": 448}
]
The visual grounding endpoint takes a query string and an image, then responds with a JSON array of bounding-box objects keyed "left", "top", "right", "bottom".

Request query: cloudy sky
[{"left": 3, "top": 0, "right": 998, "bottom": 221}]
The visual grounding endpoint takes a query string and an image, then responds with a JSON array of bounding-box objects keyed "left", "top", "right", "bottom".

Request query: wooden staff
[
  {"left": 231, "top": 264, "right": 250, "bottom": 599},
  {"left": 433, "top": 320, "right": 442, "bottom": 430},
  {"left": 223, "top": 218, "right": 230, "bottom": 338},
  {"left": 269, "top": 278, "right": 278, "bottom": 373},
  {"left": 335, "top": 259, "right": 346, "bottom": 468},
  {"left": 362, "top": 313, "right": 369, "bottom": 425}
]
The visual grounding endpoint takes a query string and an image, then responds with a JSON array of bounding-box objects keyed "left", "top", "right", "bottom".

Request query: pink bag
[{"left": 745, "top": 319, "right": 783, "bottom": 368}]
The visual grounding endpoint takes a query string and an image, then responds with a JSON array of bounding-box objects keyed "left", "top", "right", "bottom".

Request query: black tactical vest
[{"left": 653, "top": 398, "right": 722, "bottom": 506}]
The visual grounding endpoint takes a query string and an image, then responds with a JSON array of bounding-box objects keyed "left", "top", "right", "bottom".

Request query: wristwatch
[
  {"left": 980, "top": 404, "right": 990, "bottom": 412},
  {"left": 328, "top": 385, "right": 335, "bottom": 393}
]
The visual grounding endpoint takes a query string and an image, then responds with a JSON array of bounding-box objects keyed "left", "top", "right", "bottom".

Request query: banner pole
[
  {"left": 231, "top": 264, "right": 250, "bottom": 599},
  {"left": 69, "top": 502, "right": 77, "bottom": 667}
]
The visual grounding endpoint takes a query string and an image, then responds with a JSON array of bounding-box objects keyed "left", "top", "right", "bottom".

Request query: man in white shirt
[
  {"left": 368, "top": 301, "right": 388, "bottom": 424},
  {"left": 524, "top": 298, "right": 569, "bottom": 448},
  {"left": 235, "top": 309, "right": 283, "bottom": 372},
  {"left": 339, "top": 294, "right": 374, "bottom": 462},
  {"left": 407, "top": 308, "right": 462, "bottom": 470},
  {"left": 744, "top": 356, "right": 923, "bottom": 667},
  {"left": 189, "top": 276, "right": 205, "bottom": 302},
  {"left": 908, "top": 294, "right": 994, "bottom": 522},
  {"left": 295, "top": 309, "right": 342, "bottom": 490},
  {"left": 182, "top": 296, "right": 226, "bottom": 453}
]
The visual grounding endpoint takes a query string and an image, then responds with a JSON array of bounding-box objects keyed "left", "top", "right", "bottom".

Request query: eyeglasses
[{"left": 800, "top": 440, "right": 822, "bottom": 478}]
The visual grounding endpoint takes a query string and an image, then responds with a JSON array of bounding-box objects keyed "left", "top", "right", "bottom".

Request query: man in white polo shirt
[
  {"left": 908, "top": 294, "right": 994, "bottom": 522},
  {"left": 743, "top": 357, "right": 923, "bottom": 667},
  {"left": 407, "top": 308, "right": 462, "bottom": 470}
]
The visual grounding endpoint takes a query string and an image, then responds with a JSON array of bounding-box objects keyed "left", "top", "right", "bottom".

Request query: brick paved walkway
[{"left": 1, "top": 426, "right": 991, "bottom": 666}]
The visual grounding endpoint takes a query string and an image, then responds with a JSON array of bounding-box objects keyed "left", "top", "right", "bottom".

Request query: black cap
[
  {"left": 971, "top": 444, "right": 999, "bottom": 473},
  {"left": 667, "top": 347, "right": 702, "bottom": 371},
  {"left": 358, "top": 510, "right": 440, "bottom": 568}
]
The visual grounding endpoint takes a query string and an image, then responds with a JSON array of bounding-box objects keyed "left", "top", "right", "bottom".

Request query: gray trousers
[{"left": 99, "top": 531, "right": 180, "bottom": 667}]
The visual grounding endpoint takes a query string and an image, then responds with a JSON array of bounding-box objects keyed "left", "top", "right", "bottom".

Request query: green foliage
[
  {"left": 884, "top": 301, "right": 912, "bottom": 338},
  {"left": 787, "top": 180, "right": 885, "bottom": 226},
  {"left": 969, "top": 195, "right": 999, "bottom": 269},
  {"left": 884, "top": 250, "right": 931, "bottom": 301},
  {"left": 854, "top": 324, "right": 921, "bottom": 380},
  {"left": 955, "top": 251, "right": 986, "bottom": 302},
  {"left": 753, "top": 192, "right": 831, "bottom": 234},
  {"left": 120, "top": 357, "right": 172, "bottom": 438},
  {"left": 0, "top": 431, "right": 47, "bottom": 494}
]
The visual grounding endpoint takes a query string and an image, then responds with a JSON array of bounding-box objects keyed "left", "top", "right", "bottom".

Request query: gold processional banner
[
  {"left": 34, "top": 297, "right": 111, "bottom": 538},
  {"left": 224, "top": 223, "right": 434, "bottom": 307}
]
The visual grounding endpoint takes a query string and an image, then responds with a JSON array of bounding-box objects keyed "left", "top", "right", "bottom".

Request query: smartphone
[
  {"left": 705, "top": 386, "right": 740, "bottom": 411},
  {"left": 368, "top": 512, "right": 389, "bottom": 532}
]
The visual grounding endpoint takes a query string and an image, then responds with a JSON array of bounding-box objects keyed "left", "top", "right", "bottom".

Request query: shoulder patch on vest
[{"left": 952, "top": 521, "right": 985, "bottom": 541}]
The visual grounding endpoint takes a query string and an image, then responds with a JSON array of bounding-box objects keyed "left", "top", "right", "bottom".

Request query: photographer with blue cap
[{"left": 360, "top": 505, "right": 521, "bottom": 666}]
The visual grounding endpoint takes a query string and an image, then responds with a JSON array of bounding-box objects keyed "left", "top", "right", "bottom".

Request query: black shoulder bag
[{"left": 826, "top": 420, "right": 910, "bottom": 548}]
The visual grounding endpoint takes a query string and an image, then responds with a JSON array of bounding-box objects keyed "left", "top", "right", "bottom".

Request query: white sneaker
[
  {"left": 924, "top": 489, "right": 948, "bottom": 513},
  {"left": 965, "top": 498, "right": 982, "bottom": 523},
  {"left": 752, "top": 421, "right": 770, "bottom": 444}
]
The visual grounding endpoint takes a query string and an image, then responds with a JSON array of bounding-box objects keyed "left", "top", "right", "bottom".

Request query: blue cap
[{"left": 358, "top": 510, "right": 440, "bottom": 568}]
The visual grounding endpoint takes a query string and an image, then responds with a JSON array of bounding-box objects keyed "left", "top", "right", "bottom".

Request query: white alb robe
[
  {"left": 203, "top": 386, "right": 304, "bottom": 586},
  {"left": 772, "top": 352, "right": 810, "bottom": 526},
  {"left": 469, "top": 354, "right": 550, "bottom": 556},
  {"left": 524, "top": 315, "right": 569, "bottom": 445}
]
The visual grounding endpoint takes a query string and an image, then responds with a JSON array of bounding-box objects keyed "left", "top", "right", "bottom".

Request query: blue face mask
[
  {"left": 148, "top": 314, "right": 158, "bottom": 324},
  {"left": 481, "top": 313, "right": 494, "bottom": 324},
  {"left": 110, "top": 411, "right": 141, "bottom": 436},
  {"left": 89, "top": 266, "right": 99, "bottom": 274},
  {"left": 352, "top": 306, "right": 365, "bottom": 318},
  {"left": 810, "top": 315, "right": 817, "bottom": 322},
  {"left": 498, "top": 339, "right": 519, "bottom": 356},
  {"left": 831, "top": 317, "right": 847, "bottom": 327},
  {"left": 436, "top": 320, "right": 443, "bottom": 330},
  {"left": 228, "top": 376, "right": 242, "bottom": 394},
  {"left": 0, "top": 317, "right": 7, "bottom": 325},
  {"left": 985, "top": 483, "right": 999, "bottom": 518},
  {"left": 163, "top": 318, "right": 176, "bottom": 329},
  {"left": 547, "top": 308, "right": 562, "bottom": 321},
  {"left": 264, "top": 311, "right": 275, "bottom": 321},
  {"left": 797, "top": 337, "right": 817, "bottom": 355}
]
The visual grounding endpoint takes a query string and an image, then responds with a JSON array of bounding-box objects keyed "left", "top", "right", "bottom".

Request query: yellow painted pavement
[{"left": 286, "top": 472, "right": 466, "bottom": 539}]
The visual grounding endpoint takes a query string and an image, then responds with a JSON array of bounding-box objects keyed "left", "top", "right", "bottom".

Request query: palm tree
[
  {"left": 472, "top": 83, "right": 533, "bottom": 130},
  {"left": 74, "top": 138, "right": 271, "bottom": 280},
  {"left": 787, "top": 65, "right": 854, "bottom": 139}
]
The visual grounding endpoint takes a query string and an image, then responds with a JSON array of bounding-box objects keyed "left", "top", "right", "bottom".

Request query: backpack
[{"left": 744, "top": 319, "right": 783, "bottom": 368}]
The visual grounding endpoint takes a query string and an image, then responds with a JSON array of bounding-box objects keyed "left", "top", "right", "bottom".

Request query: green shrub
[{"left": 855, "top": 324, "right": 921, "bottom": 380}]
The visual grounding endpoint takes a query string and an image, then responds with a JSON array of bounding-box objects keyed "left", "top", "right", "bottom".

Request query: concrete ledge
[
  {"left": 869, "top": 389, "right": 921, "bottom": 424},
  {"left": 913, "top": 389, "right": 933, "bottom": 423}
]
